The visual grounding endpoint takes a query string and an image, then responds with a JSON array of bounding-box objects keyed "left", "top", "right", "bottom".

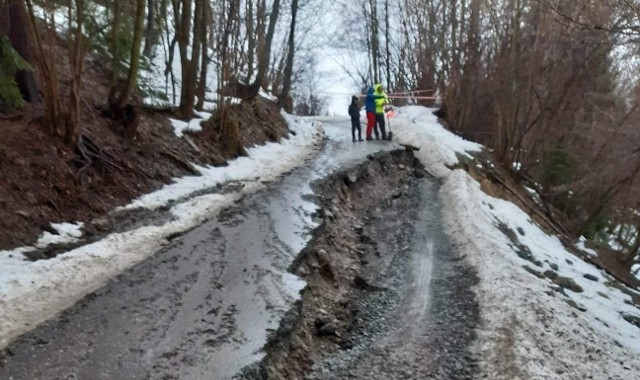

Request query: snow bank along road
[{"left": 2, "top": 107, "right": 640, "bottom": 379}]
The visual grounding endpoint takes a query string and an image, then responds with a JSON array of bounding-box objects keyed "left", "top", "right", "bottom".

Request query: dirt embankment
[
  {"left": 237, "top": 149, "right": 435, "bottom": 379},
  {"left": 0, "top": 52, "right": 289, "bottom": 251}
]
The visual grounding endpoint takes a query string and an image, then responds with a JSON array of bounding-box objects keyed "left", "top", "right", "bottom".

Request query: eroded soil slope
[{"left": 0, "top": 91, "right": 289, "bottom": 250}]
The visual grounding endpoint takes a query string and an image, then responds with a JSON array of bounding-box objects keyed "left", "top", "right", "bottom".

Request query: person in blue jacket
[
  {"left": 348, "top": 96, "right": 363, "bottom": 142},
  {"left": 365, "top": 85, "right": 386, "bottom": 140}
]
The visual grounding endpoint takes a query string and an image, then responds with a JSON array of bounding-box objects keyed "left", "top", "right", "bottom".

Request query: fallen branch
[
  {"left": 182, "top": 135, "right": 201, "bottom": 152},
  {"left": 79, "top": 133, "right": 124, "bottom": 171},
  {"left": 75, "top": 134, "right": 94, "bottom": 184},
  {"left": 0, "top": 112, "right": 25, "bottom": 120},
  {"left": 161, "top": 149, "right": 199, "bottom": 175},
  {"left": 487, "top": 169, "right": 570, "bottom": 239}
]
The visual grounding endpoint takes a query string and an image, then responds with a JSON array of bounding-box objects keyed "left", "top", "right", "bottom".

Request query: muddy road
[{"left": 0, "top": 120, "right": 478, "bottom": 380}]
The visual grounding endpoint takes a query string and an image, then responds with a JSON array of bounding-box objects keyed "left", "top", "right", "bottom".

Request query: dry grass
[{"left": 210, "top": 106, "right": 244, "bottom": 158}]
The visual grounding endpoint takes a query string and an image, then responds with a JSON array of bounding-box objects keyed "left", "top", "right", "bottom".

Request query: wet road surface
[{"left": 0, "top": 120, "right": 398, "bottom": 380}]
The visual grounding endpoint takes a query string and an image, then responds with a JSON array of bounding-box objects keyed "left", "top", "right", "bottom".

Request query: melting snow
[
  {"left": 168, "top": 112, "right": 211, "bottom": 137},
  {"left": 35, "top": 222, "right": 85, "bottom": 248},
  {"left": 392, "top": 106, "right": 640, "bottom": 379}
]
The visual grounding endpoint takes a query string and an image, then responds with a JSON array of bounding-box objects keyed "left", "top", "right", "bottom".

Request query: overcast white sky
[
  {"left": 304, "top": 2, "right": 370, "bottom": 116},
  {"left": 317, "top": 50, "right": 362, "bottom": 115}
]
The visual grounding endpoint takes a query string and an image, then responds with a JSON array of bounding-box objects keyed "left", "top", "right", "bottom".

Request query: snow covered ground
[
  {"left": 392, "top": 106, "right": 640, "bottom": 379},
  {"left": 0, "top": 114, "right": 322, "bottom": 349}
]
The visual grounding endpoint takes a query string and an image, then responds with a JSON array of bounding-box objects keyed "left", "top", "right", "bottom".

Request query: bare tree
[
  {"left": 253, "top": 0, "right": 281, "bottom": 91},
  {"left": 278, "top": 0, "right": 299, "bottom": 111},
  {"left": 172, "top": 0, "right": 206, "bottom": 118},
  {"left": 115, "top": 0, "right": 146, "bottom": 111},
  {"left": 25, "top": 0, "right": 63, "bottom": 138}
]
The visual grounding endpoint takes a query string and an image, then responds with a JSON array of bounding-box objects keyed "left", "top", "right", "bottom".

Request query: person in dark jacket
[
  {"left": 348, "top": 96, "right": 363, "bottom": 142},
  {"left": 365, "top": 85, "right": 385, "bottom": 140}
]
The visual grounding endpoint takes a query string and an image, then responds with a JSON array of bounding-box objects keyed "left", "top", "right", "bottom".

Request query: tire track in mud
[{"left": 239, "top": 149, "right": 479, "bottom": 380}]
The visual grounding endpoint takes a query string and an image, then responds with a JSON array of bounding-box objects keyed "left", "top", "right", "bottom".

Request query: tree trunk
[
  {"left": 384, "top": 0, "right": 391, "bottom": 87},
  {"left": 108, "top": 0, "right": 121, "bottom": 102},
  {"left": 253, "top": 0, "right": 281, "bottom": 91},
  {"left": 195, "top": 0, "right": 210, "bottom": 111},
  {"left": 278, "top": 0, "right": 298, "bottom": 111},
  {"left": 116, "top": 0, "right": 146, "bottom": 110},
  {"left": 218, "top": 0, "right": 242, "bottom": 100},
  {"left": 245, "top": 0, "right": 256, "bottom": 83},
  {"left": 176, "top": 0, "right": 193, "bottom": 117},
  {"left": 25, "top": 0, "right": 62, "bottom": 136},
  {"left": 142, "top": 0, "right": 157, "bottom": 57},
  {"left": 183, "top": 0, "right": 203, "bottom": 118},
  {"left": 369, "top": 0, "right": 379, "bottom": 84},
  {"left": 66, "top": 0, "right": 86, "bottom": 146},
  {"left": 5, "top": 0, "right": 39, "bottom": 103}
]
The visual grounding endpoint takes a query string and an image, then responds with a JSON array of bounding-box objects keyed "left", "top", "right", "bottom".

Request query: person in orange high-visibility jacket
[{"left": 373, "top": 84, "right": 389, "bottom": 140}]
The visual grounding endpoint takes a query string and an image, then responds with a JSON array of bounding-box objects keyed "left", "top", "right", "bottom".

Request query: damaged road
[
  {"left": 0, "top": 120, "right": 478, "bottom": 379},
  {"left": 240, "top": 149, "right": 478, "bottom": 380}
]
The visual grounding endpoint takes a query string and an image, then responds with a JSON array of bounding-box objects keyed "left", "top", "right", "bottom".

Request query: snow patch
[
  {"left": 259, "top": 89, "right": 278, "bottom": 103},
  {"left": 126, "top": 111, "right": 320, "bottom": 210},
  {"left": 391, "top": 106, "right": 640, "bottom": 379},
  {"left": 36, "top": 222, "right": 85, "bottom": 248},
  {"left": 169, "top": 111, "right": 212, "bottom": 137},
  {"left": 392, "top": 106, "right": 482, "bottom": 177},
  {"left": 575, "top": 237, "right": 599, "bottom": 258}
]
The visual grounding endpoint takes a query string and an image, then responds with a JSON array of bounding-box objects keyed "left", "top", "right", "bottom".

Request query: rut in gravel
[{"left": 238, "top": 148, "right": 480, "bottom": 380}]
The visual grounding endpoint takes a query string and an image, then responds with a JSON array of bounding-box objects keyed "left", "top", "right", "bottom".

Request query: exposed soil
[
  {"left": 0, "top": 35, "right": 289, "bottom": 251},
  {"left": 238, "top": 149, "right": 479, "bottom": 379}
]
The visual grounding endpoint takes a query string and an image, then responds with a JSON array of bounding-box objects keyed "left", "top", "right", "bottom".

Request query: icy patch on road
[
  {"left": 0, "top": 116, "right": 322, "bottom": 349},
  {"left": 391, "top": 106, "right": 640, "bottom": 379}
]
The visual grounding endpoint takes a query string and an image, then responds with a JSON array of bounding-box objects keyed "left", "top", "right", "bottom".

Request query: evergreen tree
[{"left": 0, "top": 35, "right": 31, "bottom": 111}]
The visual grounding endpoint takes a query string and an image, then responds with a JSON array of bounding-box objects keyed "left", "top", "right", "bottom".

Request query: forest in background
[{"left": 1, "top": 0, "right": 325, "bottom": 131}]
